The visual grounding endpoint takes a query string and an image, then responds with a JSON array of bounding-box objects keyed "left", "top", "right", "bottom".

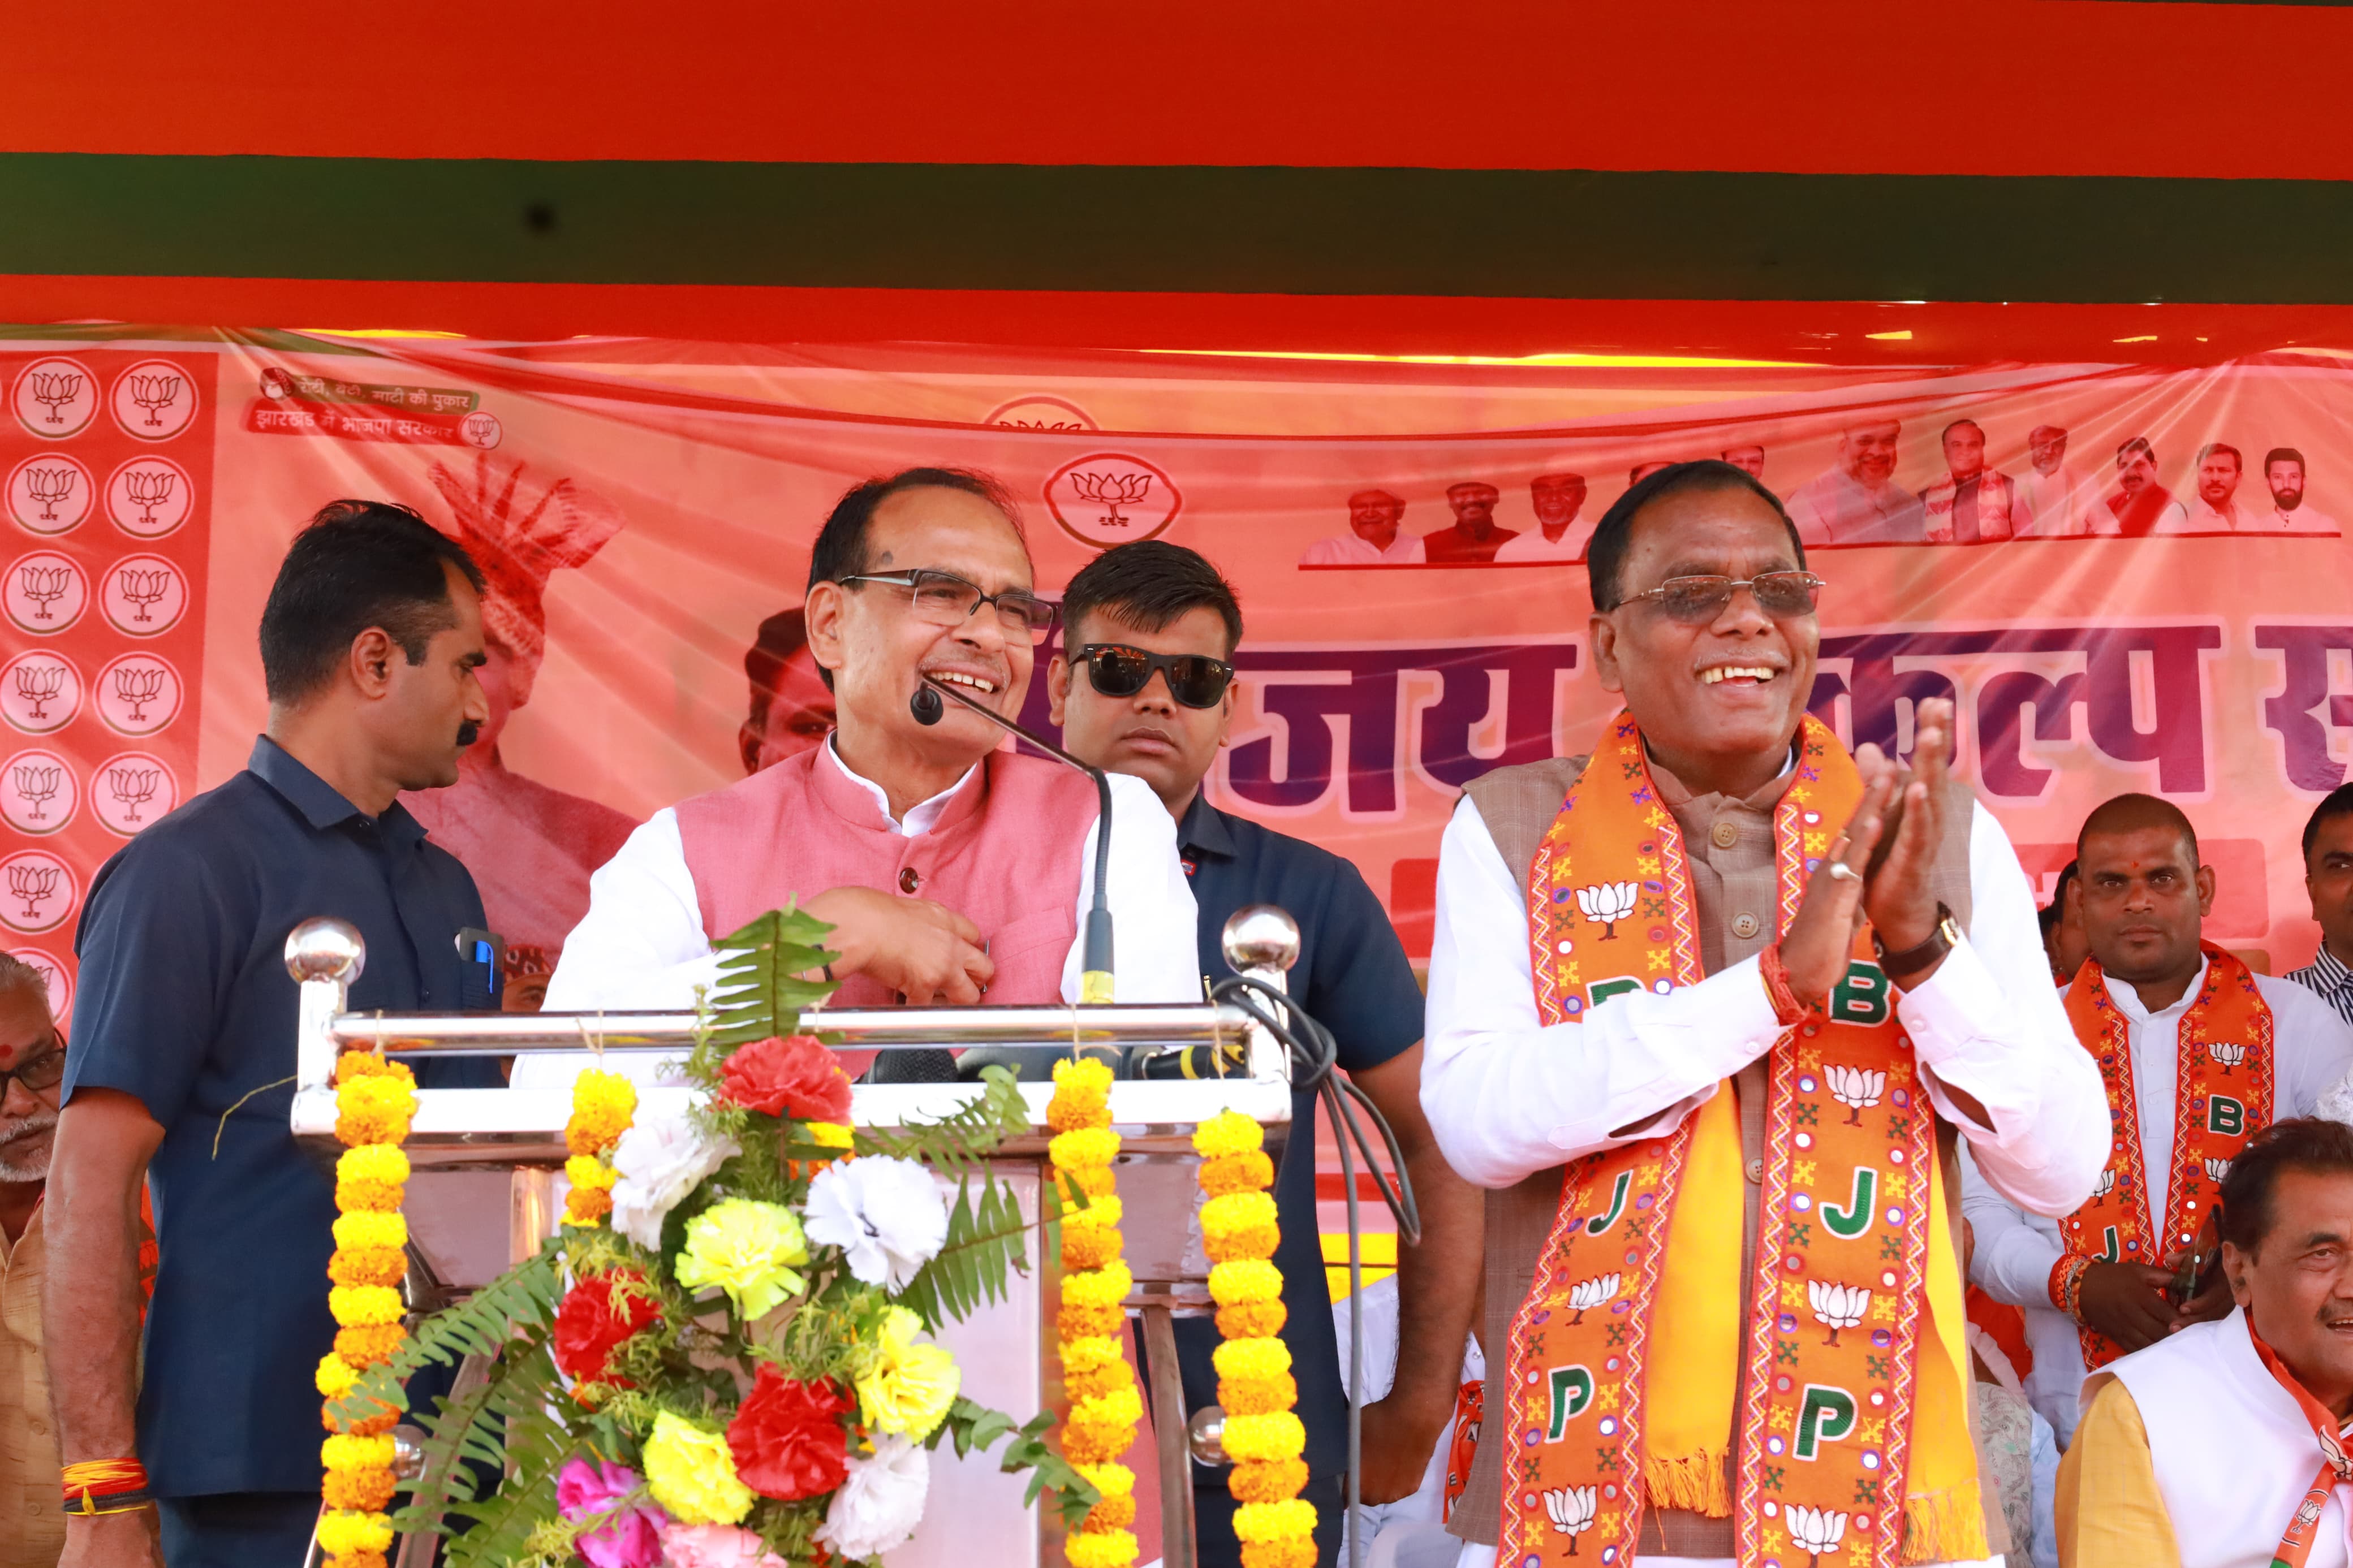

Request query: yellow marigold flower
[
  {"left": 1233, "top": 1500, "right": 1319, "bottom": 1544},
  {"left": 1060, "top": 1261, "right": 1134, "bottom": 1312},
  {"left": 1219, "top": 1412, "right": 1307, "bottom": 1465},
  {"left": 335, "top": 1180, "right": 406, "bottom": 1213},
  {"left": 1061, "top": 1335, "right": 1125, "bottom": 1376},
  {"left": 314, "top": 1354, "right": 359, "bottom": 1399},
  {"left": 1191, "top": 1110, "right": 1263, "bottom": 1159},
  {"left": 1065, "top": 1360, "right": 1130, "bottom": 1404},
  {"left": 1059, "top": 1302, "right": 1126, "bottom": 1341},
  {"left": 1200, "top": 1191, "right": 1279, "bottom": 1239},
  {"left": 1062, "top": 1420, "right": 1135, "bottom": 1467},
  {"left": 1046, "top": 1083, "right": 1111, "bottom": 1134},
  {"left": 331, "top": 1211, "right": 407, "bottom": 1252},
  {"left": 1217, "top": 1300, "right": 1287, "bottom": 1341},
  {"left": 335, "top": 1052, "right": 412, "bottom": 1085},
  {"left": 1061, "top": 1224, "right": 1123, "bottom": 1273},
  {"left": 564, "top": 1069, "right": 637, "bottom": 1155},
  {"left": 1075, "top": 1461, "right": 1135, "bottom": 1500},
  {"left": 673, "top": 1198, "right": 808, "bottom": 1321},
  {"left": 1053, "top": 1056, "right": 1115, "bottom": 1098},
  {"left": 643, "top": 1410, "right": 753, "bottom": 1526},
  {"left": 1219, "top": 1372, "right": 1298, "bottom": 1416},
  {"left": 1240, "top": 1538, "right": 1320, "bottom": 1568},
  {"left": 1199, "top": 1150, "right": 1276, "bottom": 1196},
  {"left": 1060, "top": 1194, "right": 1124, "bottom": 1232},
  {"left": 564, "top": 1155, "right": 618, "bottom": 1191},
  {"left": 321, "top": 1432, "right": 395, "bottom": 1473},
  {"left": 329, "top": 1247, "right": 407, "bottom": 1289},
  {"left": 315, "top": 1510, "right": 395, "bottom": 1555},
  {"left": 805, "top": 1120, "right": 855, "bottom": 1149},
  {"left": 855, "top": 1305, "right": 961, "bottom": 1439},
  {"left": 1049, "top": 1128, "right": 1121, "bottom": 1172},
  {"left": 1230, "top": 1458, "right": 1309, "bottom": 1505},
  {"left": 1063, "top": 1527, "right": 1138, "bottom": 1568},
  {"left": 1057, "top": 1165, "right": 1118, "bottom": 1202},
  {"left": 1208, "top": 1260, "right": 1283, "bottom": 1307},
  {"left": 328, "top": 1285, "right": 405, "bottom": 1328},
  {"left": 337, "top": 1145, "right": 411, "bottom": 1185},
  {"left": 1212, "top": 1336, "right": 1291, "bottom": 1383},
  {"left": 1205, "top": 1223, "right": 1281, "bottom": 1264},
  {"left": 1072, "top": 1384, "right": 1143, "bottom": 1432}
]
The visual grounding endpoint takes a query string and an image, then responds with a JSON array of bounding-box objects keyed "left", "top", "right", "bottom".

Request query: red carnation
[
  {"left": 551, "top": 1269, "right": 660, "bottom": 1385},
  {"left": 726, "top": 1362, "right": 854, "bottom": 1500},
  {"left": 719, "top": 1035, "right": 853, "bottom": 1124}
]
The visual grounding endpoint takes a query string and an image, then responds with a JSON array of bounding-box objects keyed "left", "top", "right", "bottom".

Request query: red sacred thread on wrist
[
  {"left": 62, "top": 1457, "right": 153, "bottom": 1515},
  {"left": 2050, "top": 1255, "right": 2092, "bottom": 1320},
  {"left": 1759, "top": 943, "right": 1816, "bottom": 1026}
]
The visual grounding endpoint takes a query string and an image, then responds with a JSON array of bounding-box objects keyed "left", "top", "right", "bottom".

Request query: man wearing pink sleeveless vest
[{"left": 524, "top": 468, "right": 1199, "bottom": 1086}]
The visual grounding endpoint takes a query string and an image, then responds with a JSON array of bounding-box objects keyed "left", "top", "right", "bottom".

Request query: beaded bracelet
[
  {"left": 62, "top": 1458, "right": 154, "bottom": 1515},
  {"left": 1759, "top": 943, "right": 1817, "bottom": 1027},
  {"left": 2049, "top": 1254, "right": 2092, "bottom": 1320}
]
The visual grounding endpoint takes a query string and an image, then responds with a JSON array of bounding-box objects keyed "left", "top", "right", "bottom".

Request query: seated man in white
[
  {"left": 524, "top": 467, "right": 1199, "bottom": 1086},
  {"left": 2057, "top": 1117, "right": 2353, "bottom": 1568}
]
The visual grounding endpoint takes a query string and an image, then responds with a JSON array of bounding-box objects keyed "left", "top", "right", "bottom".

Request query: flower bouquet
[{"left": 321, "top": 908, "right": 1100, "bottom": 1567}]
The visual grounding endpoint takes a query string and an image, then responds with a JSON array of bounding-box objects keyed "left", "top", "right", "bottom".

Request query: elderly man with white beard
[{"left": 0, "top": 954, "right": 68, "bottom": 1566}]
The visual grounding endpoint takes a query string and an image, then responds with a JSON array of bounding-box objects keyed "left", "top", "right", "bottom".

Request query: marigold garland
[
  {"left": 320, "top": 1052, "right": 415, "bottom": 1568},
  {"left": 1193, "top": 1109, "right": 1316, "bottom": 1568},
  {"left": 562, "top": 1067, "right": 637, "bottom": 1226},
  {"left": 1048, "top": 1057, "right": 1140, "bottom": 1568}
]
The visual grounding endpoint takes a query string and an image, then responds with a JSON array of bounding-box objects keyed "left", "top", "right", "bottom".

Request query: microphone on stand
[{"left": 911, "top": 674, "right": 1115, "bottom": 1003}]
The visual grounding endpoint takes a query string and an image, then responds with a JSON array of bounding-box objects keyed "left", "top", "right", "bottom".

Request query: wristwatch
[{"left": 1872, "top": 902, "right": 1960, "bottom": 987}]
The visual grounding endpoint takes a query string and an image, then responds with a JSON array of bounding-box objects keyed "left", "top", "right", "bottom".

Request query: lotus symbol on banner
[
  {"left": 1566, "top": 1273, "right": 1621, "bottom": 1326},
  {"left": 24, "top": 466, "right": 75, "bottom": 522},
  {"left": 117, "top": 568, "right": 170, "bottom": 624},
  {"left": 1542, "top": 1485, "right": 1597, "bottom": 1553},
  {"left": 13, "top": 664, "right": 62, "bottom": 720},
  {"left": 2208, "top": 1041, "right": 2246, "bottom": 1075},
  {"left": 1808, "top": 1280, "right": 1870, "bottom": 1346},
  {"left": 10, "top": 765, "right": 58, "bottom": 822},
  {"left": 1786, "top": 1504, "right": 1849, "bottom": 1568},
  {"left": 107, "top": 767, "right": 160, "bottom": 824},
  {"left": 1070, "top": 469, "right": 1153, "bottom": 529},
  {"left": 127, "top": 374, "right": 182, "bottom": 429},
  {"left": 28, "top": 372, "right": 81, "bottom": 426},
  {"left": 123, "top": 468, "right": 176, "bottom": 525},
  {"left": 112, "top": 666, "right": 165, "bottom": 723},
  {"left": 1825, "top": 1064, "right": 1886, "bottom": 1126},
  {"left": 2205, "top": 1156, "right": 2232, "bottom": 1182},
  {"left": 18, "top": 565, "right": 68, "bottom": 621},
  {"left": 1576, "top": 881, "right": 1639, "bottom": 940},
  {"left": 2093, "top": 1168, "right": 2117, "bottom": 1198},
  {"left": 7, "top": 863, "right": 57, "bottom": 921}
]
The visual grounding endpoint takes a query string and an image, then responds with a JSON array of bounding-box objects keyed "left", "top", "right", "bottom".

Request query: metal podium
[{"left": 287, "top": 908, "right": 1303, "bottom": 1568}]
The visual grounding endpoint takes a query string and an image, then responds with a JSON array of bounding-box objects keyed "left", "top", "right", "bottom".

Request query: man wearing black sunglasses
[
  {"left": 533, "top": 468, "right": 1201, "bottom": 1074},
  {"left": 1051, "top": 540, "right": 1485, "bottom": 1568}
]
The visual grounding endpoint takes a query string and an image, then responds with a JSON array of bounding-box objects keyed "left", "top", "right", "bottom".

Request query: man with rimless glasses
[
  {"left": 532, "top": 468, "right": 1200, "bottom": 1071},
  {"left": 1421, "top": 461, "right": 2103, "bottom": 1567}
]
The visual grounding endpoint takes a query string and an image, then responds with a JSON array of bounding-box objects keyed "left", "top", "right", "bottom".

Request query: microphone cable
[{"left": 1208, "top": 974, "right": 1419, "bottom": 1568}]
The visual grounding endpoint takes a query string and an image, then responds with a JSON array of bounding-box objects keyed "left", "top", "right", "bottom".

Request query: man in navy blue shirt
[
  {"left": 1050, "top": 541, "right": 1483, "bottom": 1566},
  {"left": 46, "top": 501, "right": 504, "bottom": 1568}
]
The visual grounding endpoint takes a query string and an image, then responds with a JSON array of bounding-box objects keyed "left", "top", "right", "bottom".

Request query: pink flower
[
  {"left": 555, "top": 1457, "right": 667, "bottom": 1568},
  {"left": 657, "top": 1522, "right": 790, "bottom": 1568}
]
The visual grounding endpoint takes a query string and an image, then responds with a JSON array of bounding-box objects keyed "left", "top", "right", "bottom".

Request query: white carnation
[
  {"left": 608, "top": 1107, "right": 739, "bottom": 1251},
  {"left": 814, "top": 1433, "right": 929, "bottom": 1559},
  {"left": 804, "top": 1155, "right": 950, "bottom": 1293}
]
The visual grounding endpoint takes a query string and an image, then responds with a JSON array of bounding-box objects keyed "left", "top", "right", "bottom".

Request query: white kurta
[
  {"left": 1424, "top": 789, "right": 2108, "bottom": 1568},
  {"left": 1491, "top": 522, "right": 1596, "bottom": 563},
  {"left": 1964, "top": 961, "right": 2353, "bottom": 1443},
  {"left": 1297, "top": 532, "right": 1427, "bottom": 565}
]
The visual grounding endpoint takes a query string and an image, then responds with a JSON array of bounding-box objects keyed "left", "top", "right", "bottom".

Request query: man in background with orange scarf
[
  {"left": 1422, "top": 460, "right": 2105, "bottom": 1567},
  {"left": 1966, "top": 795, "right": 2353, "bottom": 1446}
]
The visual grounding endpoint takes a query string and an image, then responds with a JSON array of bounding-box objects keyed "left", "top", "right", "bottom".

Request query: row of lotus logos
[
  {"left": 1, "top": 651, "right": 180, "bottom": 738},
  {"left": 7, "top": 453, "right": 198, "bottom": 539},
  {"left": 1, "top": 751, "right": 178, "bottom": 840},
  {"left": 9, "top": 357, "right": 200, "bottom": 444},
  {"left": 5, "top": 947, "right": 69, "bottom": 1018},
  {"left": 6, "top": 552, "right": 190, "bottom": 637}
]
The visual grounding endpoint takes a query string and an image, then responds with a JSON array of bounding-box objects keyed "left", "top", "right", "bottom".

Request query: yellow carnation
[
  {"left": 314, "top": 1354, "right": 359, "bottom": 1399},
  {"left": 673, "top": 1198, "right": 807, "bottom": 1321},
  {"left": 1192, "top": 1110, "right": 1263, "bottom": 1159},
  {"left": 1049, "top": 1128, "right": 1121, "bottom": 1172},
  {"left": 336, "top": 1145, "right": 410, "bottom": 1185},
  {"left": 1208, "top": 1260, "right": 1283, "bottom": 1307},
  {"left": 331, "top": 1211, "right": 407, "bottom": 1251},
  {"left": 321, "top": 1432, "right": 395, "bottom": 1474},
  {"left": 855, "top": 1306, "right": 961, "bottom": 1438},
  {"left": 328, "top": 1285, "right": 405, "bottom": 1328},
  {"left": 1219, "top": 1411, "right": 1307, "bottom": 1464},
  {"left": 1061, "top": 1261, "right": 1134, "bottom": 1312},
  {"left": 1212, "top": 1335, "right": 1291, "bottom": 1383},
  {"left": 642, "top": 1410, "right": 753, "bottom": 1526},
  {"left": 1064, "top": 1529, "right": 1139, "bottom": 1568},
  {"left": 315, "top": 1510, "right": 395, "bottom": 1554}
]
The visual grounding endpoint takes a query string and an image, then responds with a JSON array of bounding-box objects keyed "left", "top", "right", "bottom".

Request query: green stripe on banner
[{"left": 10, "top": 153, "right": 2353, "bottom": 303}]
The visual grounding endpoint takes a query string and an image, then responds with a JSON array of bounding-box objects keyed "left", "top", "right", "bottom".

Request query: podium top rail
[{"left": 330, "top": 1003, "right": 1244, "bottom": 1055}]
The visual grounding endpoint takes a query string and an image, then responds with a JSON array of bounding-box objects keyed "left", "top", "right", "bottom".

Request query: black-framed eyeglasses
[
  {"left": 1622, "top": 571, "right": 1825, "bottom": 625},
  {"left": 1073, "top": 643, "right": 1236, "bottom": 709},
  {"left": 839, "top": 568, "right": 1059, "bottom": 645},
  {"left": 0, "top": 1038, "right": 63, "bottom": 1099}
]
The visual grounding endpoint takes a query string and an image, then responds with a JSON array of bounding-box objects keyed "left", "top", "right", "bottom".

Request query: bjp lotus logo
[
  {"left": 1541, "top": 1485, "right": 1596, "bottom": 1553},
  {"left": 1824, "top": 1064, "right": 1886, "bottom": 1126},
  {"left": 1807, "top": 1280, "right": 1870, "bottom": 1347},
  {"left": 1565, "top": 1273, "right": 1620, "bottom": 1326},
  {"left": 1044, "top": 452, "right": 1181, "bottom": 549},
  {"left": 109, "top": 359, "right": 199, "bottom": 442},
  {"left": 11, "top": 357, "right": 98, "bottom": 438},
  {"left": 1786, "top": 1505, "right": 1848, "bottom": 1568},
  {"left": 1575, "top": 882, "right": 1639, "bottom": 940}
]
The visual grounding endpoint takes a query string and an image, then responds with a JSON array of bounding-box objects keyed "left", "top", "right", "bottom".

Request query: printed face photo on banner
[{"left": 10, "top": 339, "right": 2353, "bottom": 1022}]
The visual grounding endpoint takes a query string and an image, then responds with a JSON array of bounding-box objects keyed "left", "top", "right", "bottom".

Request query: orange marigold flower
[
  {"left": 1218, "top": 1372, "right": 1299, "bottom": 1416},
  {"left": 1055, "top": 1166, "right": 1118, "bottom": 1203},
  {"left": 326, "top": 1404, "right": 399, "bottom": 1439},
  {"left": 1230, "top": 1458, "right": 1309, "bottom": 1505},
  {"left": 1083, "top": 1492, "right": 1138, "bottom": 1532},
  {"left": 1241, "top": 1539, "right": 1319, "bottom": 1568},
  {"left": 1062, "top": 1420, "right": 1135, "bottom": 1467},
  {"left": 330, "top": 1553, "right": 389, "bottom": 1568},
  {"left": 1199, "top": 1151, "right": 1275, "bottom": 1196},
  {"left": 323, "top": 1467, "right": 398, "bottom": 1512},
  {"left": 1204, "top": 1225, "right": 1281, "bottom": 1264},
  {"left": 335, "top": 1053, "right": 412, "bottom": 1085},
  {"left": 564, "top": 1186, "right": 614, "bottom": 1223},
  {"left": 1059, "top": 1302, "right": 1126, "bottom": 1341},
  {"left": 1061, "top": 1225, "right": 1124, "bottom": 1273},
  {"left": 328, "top": 1247, "right": 408, "bottom": 1289},
  {"left": 334, "top": 1323, "right": 407, "bottom": 1368},
  {"left": 335, "top": 1180, "right": 406, "bottom": 1214},
  {"left": 1046, "top": 1088, "right": 1111, "bottom": 1134},
  {"left": 1217, "top": 1301, "right": 1287, "bottom": 1341},
  {"left": 1065, "top": 1361, "right": 1132, "bottom": 1403}
]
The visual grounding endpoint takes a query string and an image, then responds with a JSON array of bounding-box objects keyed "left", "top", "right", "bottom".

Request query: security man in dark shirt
[
  {"left": 1050, "top": 541, "right": 1485, "bottom": 1566},
  {"left": 47, "top": 501, "right": 505, "bottom": 1568}
]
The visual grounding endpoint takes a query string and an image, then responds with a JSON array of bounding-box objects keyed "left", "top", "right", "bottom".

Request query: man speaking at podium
[
  {"left": 532, "top": 469, "right": 1199, "bottom": 1072},
  {"left": 1421, "top": 461, "right": 2105, "bottom": 1567}
]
